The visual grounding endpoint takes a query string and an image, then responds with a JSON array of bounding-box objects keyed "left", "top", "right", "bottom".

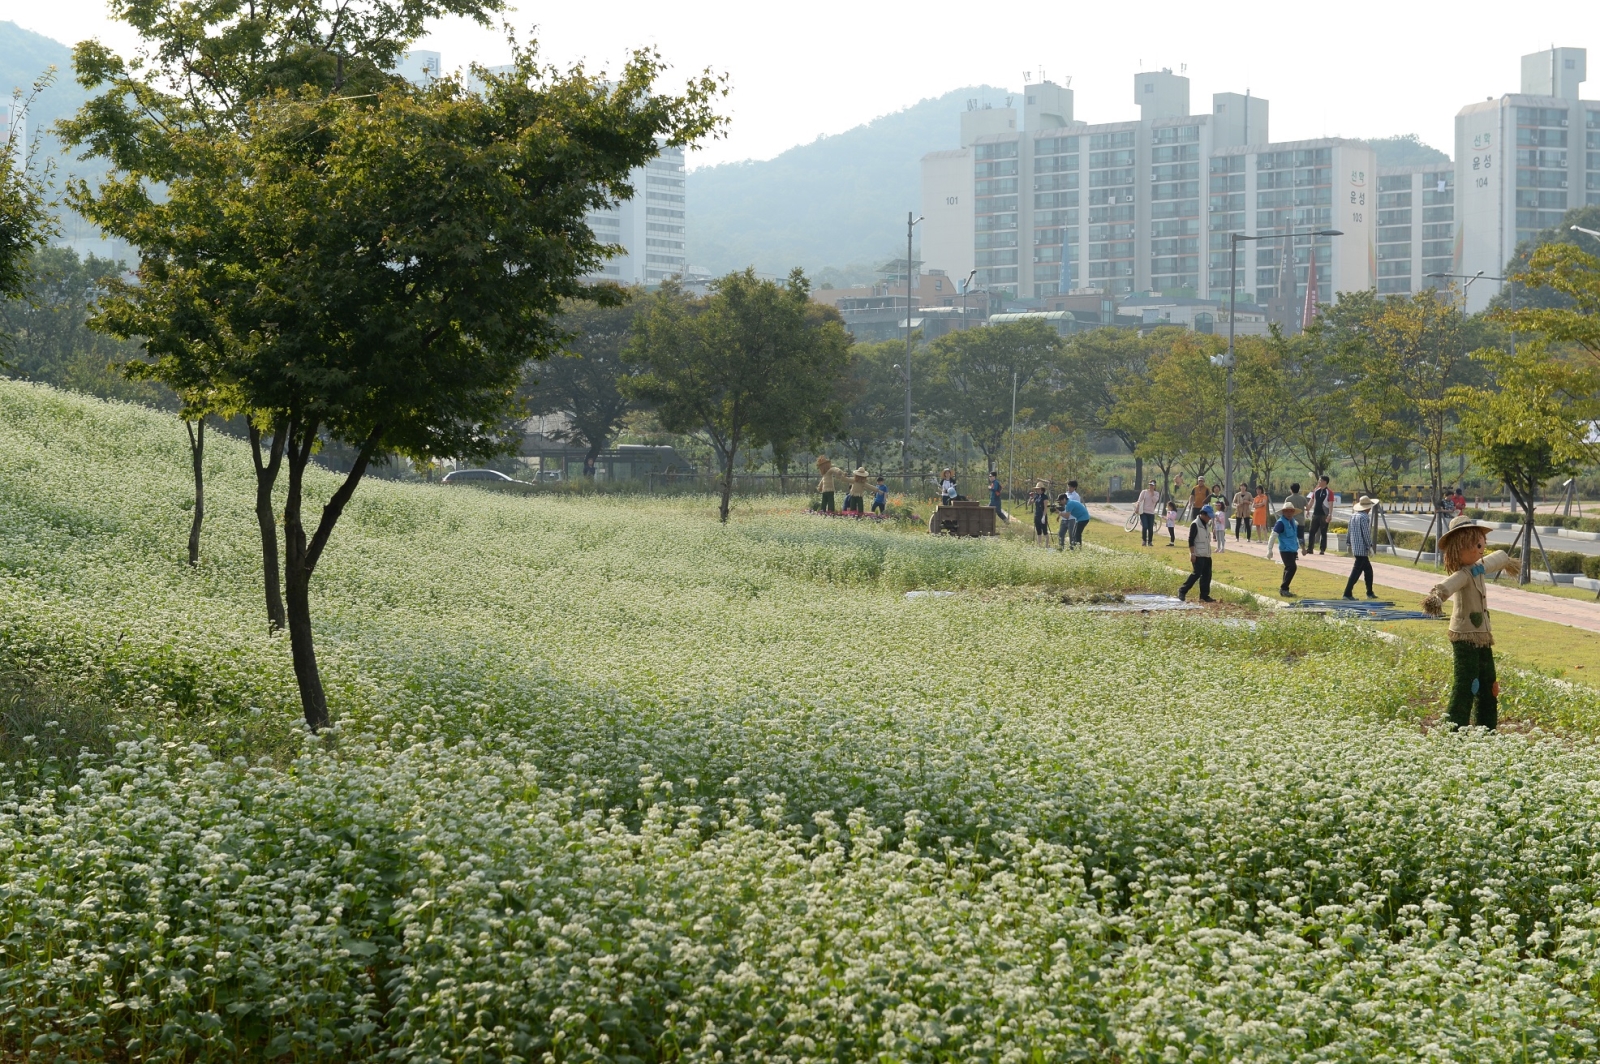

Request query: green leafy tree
[
  {"left": 1454, "top": 345, "right": 1600, "bottom": 585},
  {"left": 0, "top": 247, "right": 164, "bottom": 404},
  {"left": 71, "top": 53, "right": 723, "bottom": 731},
  {"left": 1501, "top": 240, "right": 1600, "bottom": 363},
  {"left": 60, "top": 0, "right": 511, "bottom": 618},
  {"left": 1490, "top": 205, "right": 1600, "bottom": 312},
  {"left": 0, "top": 75, "right": 56, "bottom": 338},
  {"left": 835, "top": 339, "right": 906, "bottom": 470},
  {"left": 1063, "top": 326, "right": 1167, "bottom": 488},
  {"left": 1230, "top": 334, "right": 1290, "bottom": 494},
  {"left": 625, "top": 269, "right": 852, "bottom": 523},
  {"left": 1279, "top": 327, "right": 1341, "bottom": 482},
  {"left": 523, "top": 297, "right": 642, "bottom": 477},
  {"left": 923, "top": 319, "right": 1065, "bottom": 467}
]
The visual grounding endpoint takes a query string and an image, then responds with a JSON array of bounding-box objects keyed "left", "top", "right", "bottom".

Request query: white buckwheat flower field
[{"left": 7, "top": 380, "right": 1600, "bottom": 1061}]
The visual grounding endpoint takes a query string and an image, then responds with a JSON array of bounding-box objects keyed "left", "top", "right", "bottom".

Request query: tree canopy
[{"left": 625, "top": 269, "right": 852, "bottom": 522}]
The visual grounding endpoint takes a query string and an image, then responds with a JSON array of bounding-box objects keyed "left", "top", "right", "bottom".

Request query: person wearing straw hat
[
  {"left": 1266, "top": 500, "right": 1302, "bottom": 596},
  {"left": 1422, "top": 516, "right": 1519, "bottom": 730},
  {"left": 815, "top": 456, "right": 846, "bottom": 513},
  {"left": 842, "top": 466, "right": 870, "bottom": 514},
  {"left": 1342, "top": 495, "right": 1382, "bottom": 599}
]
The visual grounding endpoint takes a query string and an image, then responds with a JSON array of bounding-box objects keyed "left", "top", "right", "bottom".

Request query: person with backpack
[
  {"left": 1177, "top": 504, "right": 1217, "bottom": 602},
  {"left": 1267, "top": 500, "right": 1302, "bottom": 597}
]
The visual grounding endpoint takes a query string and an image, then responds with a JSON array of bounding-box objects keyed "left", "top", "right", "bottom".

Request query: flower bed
[{"left": 5, "top": 382, "right": 1600, "bottom": 1060}]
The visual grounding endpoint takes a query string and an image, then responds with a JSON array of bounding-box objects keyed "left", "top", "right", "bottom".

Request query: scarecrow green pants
[{"left": 1447, "top": 642, "right": 1497, "bottom": 730}]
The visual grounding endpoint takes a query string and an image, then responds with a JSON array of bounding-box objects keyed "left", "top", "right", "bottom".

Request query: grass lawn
[{"left": 1075, "top": 519, "right": 1600, "bottom": 686}]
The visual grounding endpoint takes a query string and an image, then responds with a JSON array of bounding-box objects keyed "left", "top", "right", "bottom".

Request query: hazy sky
[{"left": 13, "top": 1, "right": 1599, "bottom": 168}]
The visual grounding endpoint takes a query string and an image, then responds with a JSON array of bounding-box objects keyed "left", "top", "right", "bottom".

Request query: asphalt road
[{"left": 1336, "top": 507, "right": 1600, "bottom": 558}]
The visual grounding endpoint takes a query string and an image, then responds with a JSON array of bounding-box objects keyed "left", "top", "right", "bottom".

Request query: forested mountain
[
  {"left": 1, "top": 21, "right": 94, "bottom": 181},
  {"left": 687, "top": 85, "right": 1010, "bottom": 281}
]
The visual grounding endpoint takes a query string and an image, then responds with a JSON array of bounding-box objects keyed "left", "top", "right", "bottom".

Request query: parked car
[{"left": 441, "top": 469, "right": 516, "bottom": 485}]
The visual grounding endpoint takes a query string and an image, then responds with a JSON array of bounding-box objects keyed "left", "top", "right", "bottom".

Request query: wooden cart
[{"left": 928, "top": 499, "right": 997, "bottom": 537}]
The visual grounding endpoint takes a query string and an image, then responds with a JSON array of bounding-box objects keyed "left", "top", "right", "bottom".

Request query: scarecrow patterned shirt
[{"left": 1424, "top": 550, "right": 1514, "bottom": 647}]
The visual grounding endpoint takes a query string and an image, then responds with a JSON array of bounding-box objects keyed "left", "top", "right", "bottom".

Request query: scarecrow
[
  {"left": 1422, "top": 515, "right": 1519, "bottom": 730},
  {"left": 843, "top": 467, "right": 871, "bottom": 513},
  {"left": 816, "top": 456, "right": 847, "bottom": 513}
]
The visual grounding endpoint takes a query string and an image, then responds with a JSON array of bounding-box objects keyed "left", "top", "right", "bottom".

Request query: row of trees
[{"left": 533, "top": 275, "right": 1600, "bottom": 523}]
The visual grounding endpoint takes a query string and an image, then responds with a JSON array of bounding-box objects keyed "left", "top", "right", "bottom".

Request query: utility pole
[{"left": 903, "top": 211, "right": 923, "bottom": 480}]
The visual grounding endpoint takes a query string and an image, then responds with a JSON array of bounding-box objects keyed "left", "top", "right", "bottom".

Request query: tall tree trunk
[
  {"left": 719, "top": 442, "right": 737, "bottom": 524},
  {"left": 185, "top": 419, "right": 205, "bottom": 567},
  {"left": 583, "top": 437, "right": 605, "bottom": 480},
  {"left": 1507, "top": 480, "right": 1538, "bottom": 587},
  {"left": 249, "top": 418, "right": 289, "bottom": 632},
  {"left": 282, "top": 419, "right": 382, "bottom": 732},
  {"left": 1133, "top": 455, "right": 1143, "bottom": 496}
]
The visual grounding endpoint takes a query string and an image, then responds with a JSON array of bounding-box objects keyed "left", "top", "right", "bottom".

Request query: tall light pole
[
  {"left": 1216, "top": 227, "right": 1342, "bottom": 505},
  {"left": 1572, "top": 224, "right": 1600, "bottom": 241},
  {"left": 958, "top": 268, "right": 977, "bottom": 330},
  {"left": 903, "top": 211, "right": 924, "bottom": 478}
]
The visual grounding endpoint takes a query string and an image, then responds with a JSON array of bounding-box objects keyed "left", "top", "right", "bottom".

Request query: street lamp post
[
  {"left": 958, "top": 268, "right": 977, "bottom": 331},
  {"left": 903, "top": 211, "right": 924, "bottom": 480},
  {"left": 1217, "top": 227, "right": 1342, "bottom": 506},
  {"left": 1425, "top": 270, "right": 1512, "bottom": 314}
]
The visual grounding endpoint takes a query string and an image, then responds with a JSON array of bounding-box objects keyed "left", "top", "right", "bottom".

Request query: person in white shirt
[{"left": 1134, "top": 479, "right": 1160, "bottom": 546}]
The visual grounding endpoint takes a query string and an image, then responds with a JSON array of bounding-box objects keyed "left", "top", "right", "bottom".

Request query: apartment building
[
  {"left": 1371, "top": 165, "right": 1459, "bottom": 295},
  {"left": 1456, "top": 46, "right": 1599, "bottom": 312},
  {"left": 922, "top": 69, "right": 1375, "bottom": 321},
  {"left": 583, "top": 146, "right": 690, "bottom": 286}
]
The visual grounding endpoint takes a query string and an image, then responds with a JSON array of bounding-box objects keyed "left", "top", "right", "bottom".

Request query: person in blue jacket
[
  {"left": 1063, "top": 495, "right": 1092, "bottom": 550},
  {"left": 1267, "top": 500, "right": 1301, "bottom": 596}
]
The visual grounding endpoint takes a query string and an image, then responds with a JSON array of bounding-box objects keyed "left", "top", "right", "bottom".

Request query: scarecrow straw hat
[
  {"left": 816, "top": 456, "right": 832, "bottom": 470},
  {"left": 1436, "top": 514, "right": 1496, "bottom": 550},
  {"left": 853, "top": 467, "right": 869, "bottom": 478},
  {"left": 1352, "top": 495, "right": 1380, "bottom": 512}
]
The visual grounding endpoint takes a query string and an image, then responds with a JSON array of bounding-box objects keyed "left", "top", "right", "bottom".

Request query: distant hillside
[
  {"left": 1366, "top": 133, "right": 1451, "bottom": 169},
  {"left": 687, "top": 85, "right": 1010, "bottom": 279},
  {"left": 0, "top": 21, "right": 94, "bottom": 182}
]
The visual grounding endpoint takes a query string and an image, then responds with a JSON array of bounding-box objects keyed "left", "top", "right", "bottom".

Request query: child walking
[
  {"left": 1422, "top": 516, "right": 1518, "bottom": 730},
  {"left": 871, "top": 476, "right": 888, "bottom": 515},
  {"left": 1164, "top": 501, "right": 1178, "bottom": 546}
]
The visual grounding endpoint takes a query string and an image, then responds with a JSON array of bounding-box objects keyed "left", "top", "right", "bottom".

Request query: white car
[{"left": 440, "top": 469, "right": 517, "bottom": 485}]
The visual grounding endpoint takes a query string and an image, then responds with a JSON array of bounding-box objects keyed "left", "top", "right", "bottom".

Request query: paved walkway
[{"left": 1089, "top": 504, "right": 1600, "bottom": 635}]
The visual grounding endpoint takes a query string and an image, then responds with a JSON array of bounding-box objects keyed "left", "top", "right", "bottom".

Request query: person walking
[
  {"left": 1135, "top": 479, "right": 1161, "bottom": 546},
  {"left": 1421, "top": 516, "right": 1519, "bottom": 730},
  {"left": 988, "top": 472, "right": 1010, "bottom": 523},
  {"left": 1268, "top": 501, "right": 1302, "bottom": 596},
  {"left": 1307, "top": 475, "right": 1333, "bottom": 555},
  {"left": 1178, "top": 504, "right": 1216, "bottom": 602},
  {"left": 1164, "top": 500, "right": 1179, "bottom": 546},
  {"left": 1189, "top": 476, "right": 1211, "bottom": 519},
  {"left": 1343, "top": 495, "right": 1380, "bottom": 599},
  {"left": 1232, "top": 484, "right": 1252, "bottom": 541},
  {"left": 1252, "top": 485, "right": 1269, "bottom": 540},
  {"left": 1212, "top": 496, "right": 1227, "bottom": 553},
  {"left": 871, "top": 476, "right": 889, "bottom": 515}
]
